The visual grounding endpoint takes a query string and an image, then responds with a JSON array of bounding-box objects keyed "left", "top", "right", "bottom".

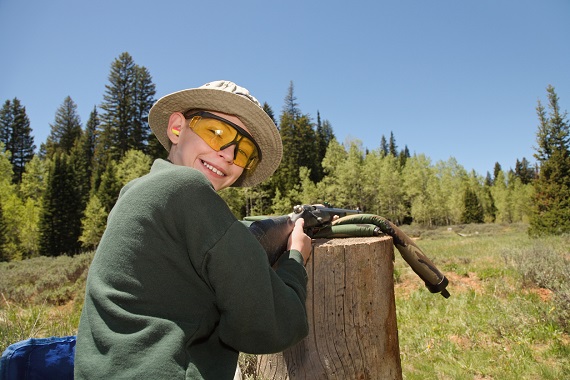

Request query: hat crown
[{"left": 200, "top": 80, "right": 262, "bottom": 109}]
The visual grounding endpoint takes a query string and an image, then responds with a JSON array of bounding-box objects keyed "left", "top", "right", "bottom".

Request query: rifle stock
[
  {"left": 243, "top": 215, "right": 295, "bottom": 266},
  {"left": 243, "top": 204, "right": 361, "bottom": 266}
]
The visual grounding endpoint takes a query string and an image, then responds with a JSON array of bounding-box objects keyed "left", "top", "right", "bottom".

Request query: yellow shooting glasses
[{"left": 184, "top": 111, "right": 261, "bottom": 170}]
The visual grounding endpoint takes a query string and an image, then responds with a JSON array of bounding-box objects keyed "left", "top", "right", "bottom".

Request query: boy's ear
[{"left": 166, "top": 112, "right": 184, "bottom": 143}]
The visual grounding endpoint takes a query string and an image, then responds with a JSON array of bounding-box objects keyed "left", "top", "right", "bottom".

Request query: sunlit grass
[
  {"left": 395, "top": 224, "right": 570, "bottom": 379},
  {"left": 1, "top": 226, "right": 569, "bottom": 379}
]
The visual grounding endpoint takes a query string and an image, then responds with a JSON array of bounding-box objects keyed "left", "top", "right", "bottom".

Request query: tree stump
[{"left": 257, "top": 236, "right": 402, "bottom": 380}]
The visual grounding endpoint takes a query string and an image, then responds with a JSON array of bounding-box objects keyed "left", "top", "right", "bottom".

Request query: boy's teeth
[{"left": 203, "top": 161, "right": 224, "bottom": 176}]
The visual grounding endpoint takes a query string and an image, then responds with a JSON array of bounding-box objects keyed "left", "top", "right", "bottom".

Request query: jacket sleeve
[{"left": 203, "top": 220, "right": 309, "bottom": 354}]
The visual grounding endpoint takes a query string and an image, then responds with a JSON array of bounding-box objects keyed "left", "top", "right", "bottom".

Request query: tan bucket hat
[{"left": 148, "top": 80, "right": 283, "bottom": 187}]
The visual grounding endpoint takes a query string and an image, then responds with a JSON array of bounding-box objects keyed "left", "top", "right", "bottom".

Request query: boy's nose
[{"left": 219, "top": 144, "right": 237, "bottom": 163}]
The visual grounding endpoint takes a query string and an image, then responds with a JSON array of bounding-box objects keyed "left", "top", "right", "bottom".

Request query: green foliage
[
  {"left": 0, "top": 147, "right": 26, "bottom": 261},
  {"left": 0, "top": 253, "right": 93, "bottom": 351},
  {"left": 395, "top": 225, "right": 569, "bottom": 379},
  {"left": 0, "top": 203, "right": 7, "bottom": 261},
  {"left": 115, "top": 149, "right": 152, "bottom": 187},
  {"left": 39, "top": 153, "right": 83, "bottom": 256},
  {"left": 79, "top": 195, "right": 107, "bottom": 250},
  {"left": 43, "top": 96, "right": 82, "bottom": 158},
  {"left": 271, "top": 188, "right": 295, "bottom": 215},
  {"left": 332, "top": 140, "right": 366, "bottom": 209},
  {"left": 530, "top": 85, "right": 570, "bottom": 236},
  {"left": 461, "top": 187, "right": 484, "bottom": 223},
  {"left": 219, "top": 187, "right": 247, "bottom": 220},
  {"left": 290, "top": 167, "right": 319, "bottom": 205},
  {"left": 271, "top": 82, "right": 324, "bottom": 195},
  {"left": 83, "top": 107, "right": 98, "bottom": 185},
  {"left": 502, "top": 235, "right": 570, "bottom": 333},
  {"left": 2, "top": 226, "right": 569, "bottom": 378},
  {"left": 363, "top": 152, "right": 406, "bottom": 223},
  {"left": 18, "top": 198, "right": 42, "bottom": 259},
  {"left": 0, "top": 252, "right": 92, "bottom": 306},
  {"left": 19, "top": 155, "right": 47, "bottom": 200},
  {"left": 0, "top": 98, "right": 35, "bottom": 183},
  {"left": 98, "top": 52, "right": 156, "bottom": 162},
  {"left": 0, "top": 56, "right": 564, "bottom": 258},
  {"left": 96, "top": 159, "right": 121, "bottom": 213},
  {"left": 313, "top": 112, "right": 334, "bottom": 182}
]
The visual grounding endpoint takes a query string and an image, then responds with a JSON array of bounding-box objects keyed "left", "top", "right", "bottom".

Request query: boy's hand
[{"left": 288, "top": 218, "right": 312, "bottom": 265}]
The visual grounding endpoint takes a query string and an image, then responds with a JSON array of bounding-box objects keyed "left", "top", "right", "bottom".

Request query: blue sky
[{"left": 1, "top": 0, "right": 569, "bottom": 176}]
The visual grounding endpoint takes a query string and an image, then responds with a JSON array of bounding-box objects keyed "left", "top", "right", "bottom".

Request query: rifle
[{"left": 242, "top": 204, "right": 450, "bottom": 298}]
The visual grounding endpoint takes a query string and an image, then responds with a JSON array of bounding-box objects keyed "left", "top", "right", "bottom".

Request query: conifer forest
[{"left": 1, "top": 52, "right": 569, "bottom": 261}]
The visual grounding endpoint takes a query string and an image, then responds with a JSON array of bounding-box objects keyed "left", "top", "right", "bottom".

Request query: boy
[{"left": 75, "top": 80, "right": 312, "bottom": 379}]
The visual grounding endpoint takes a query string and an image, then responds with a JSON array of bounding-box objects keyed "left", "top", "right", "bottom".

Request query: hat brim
[{"left": 149, "top": 88, "right": 282, "bottom": 187}]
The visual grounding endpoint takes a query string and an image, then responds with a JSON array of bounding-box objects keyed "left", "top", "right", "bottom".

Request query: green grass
[
  {"left": 395, "top": 223, "right": 570, "bottom": 379},
  {"left": 0, "top": 252, "right": 92, "bottom": 351},
  {"left": 1, "top": 224, "right": 569, "bottom": 379}
]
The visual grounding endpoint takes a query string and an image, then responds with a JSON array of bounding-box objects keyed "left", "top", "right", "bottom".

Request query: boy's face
[{"left": 167, "top": 110, "right": 248, "bottom": 191}]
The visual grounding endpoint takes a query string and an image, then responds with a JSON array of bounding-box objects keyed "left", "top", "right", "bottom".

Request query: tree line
[{"left": 0, "top": 52, "right": 568, "bottom": 261}]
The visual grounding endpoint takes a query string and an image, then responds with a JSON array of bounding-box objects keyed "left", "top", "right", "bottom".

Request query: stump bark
[{"left": 257, "top": 236, "right": 402, "bottom": 380}]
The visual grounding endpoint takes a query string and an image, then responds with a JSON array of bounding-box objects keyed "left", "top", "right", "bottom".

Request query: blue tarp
[{"left": 0, "top": 336, "right": 76, "bottom": 380}]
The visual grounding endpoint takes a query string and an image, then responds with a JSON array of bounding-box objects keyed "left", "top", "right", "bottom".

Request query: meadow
[{"left": 1, "top": 223, "right": 568, "bottom": 379}]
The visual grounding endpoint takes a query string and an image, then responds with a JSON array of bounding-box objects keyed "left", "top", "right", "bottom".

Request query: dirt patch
[
  {"left": 449, "top": 334, "right": 471, "bottom": 349},
  {"left": 395, "top": 271, "right": 483, "bottom": 297},
  {"left": 394, "top": 271, "right": 483, "bottom": 298},
  {"left": 444, "top": 272, "right": 483, "bottom": 294},
  {"left": 394, "top": 273, "right": 422, "bottom": 297},
  {"left": 527, "top": 287, "right": 554, "bottom": 302}
]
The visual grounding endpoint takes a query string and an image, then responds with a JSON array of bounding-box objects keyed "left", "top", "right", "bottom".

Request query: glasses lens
[
  {"left": 234, "top": 139, "right": 257, "bottom": 168},
  {"left": 190, "top": 117, "right": 259, "bottom": 169}
]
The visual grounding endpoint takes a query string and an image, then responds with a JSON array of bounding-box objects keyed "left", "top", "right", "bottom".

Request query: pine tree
[
  {"left": 263, "top": 102, "right": 276, "bottom": 124},
  {"left": 297, "top": 114, "right": 318, "bottom": 182},
  {"left": 99, "top": 52, "right": 136, "bottom": 161},
  {"left": 146, "top": 132, "right": 168, "bottom": 161},
  {"left": 0, "top": 101, "right": 12, "bottom": 147},
  {"left": 39, "top": 153, "right": 83, "bottom": 256},
  {"left": 398, "top": 145, "right": 410, "bottom": 168},
  {"left": 271, "top": 82, "right": 317, "bottom": 195},
  {"left": 97, "top": 160, "right": 121, "bottom": 213},
  {"left": 529, "top": 85, "right": 570, "bottom": 236},
  {"left": 0, "top": 98, "right": 35, "bottom": 184},
  {"left": 70, "top": 136, "right": 90, "bottom": 221},
  {"left": 388, "top": 131, "right": 398, "bottom": 157},
  {"left": 132, "top": 65, "right": 156, "bottom": 153},
  {"left": 515, "top": 157, "right": 535, "bottom": 185},
  {"left": 314, "top": 112, "right": 335, "bottom": 183},
  {"left": 493, "top": 162, "right": 502, "bottom": 185},
  {"left": 462, "top": 187, "right": 484, "bottom": 224},
  {"left": 44, "top": 96, "right": 82, "bottom": 157},
  {"left": 99, "top": 52, "right": 156, "bottom": 162},
  {"left": 379, "top": 135, "right": 388, "bottom": 157},
  {"left": 272, "top": 110, "right": 297, "bottom": 194}
]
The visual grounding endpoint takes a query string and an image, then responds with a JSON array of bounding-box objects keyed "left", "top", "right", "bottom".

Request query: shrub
[
  {"left": 502, "top": 236, "right": 570, "bottom": 332},
  {"left": 0, "top": 252, "right": 93, "bottom": 305}
]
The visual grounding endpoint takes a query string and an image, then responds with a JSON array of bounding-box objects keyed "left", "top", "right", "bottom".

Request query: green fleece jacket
[{"left": 75, "top": 159, "right": 308, "bottom": 379}]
